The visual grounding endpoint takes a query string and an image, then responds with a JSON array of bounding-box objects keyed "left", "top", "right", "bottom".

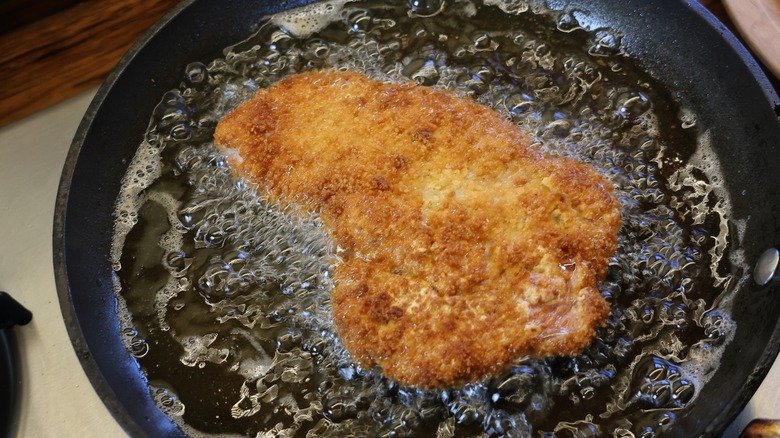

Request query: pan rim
[{"left": 52, "top": 0, "right": 198, "bottom": 435}]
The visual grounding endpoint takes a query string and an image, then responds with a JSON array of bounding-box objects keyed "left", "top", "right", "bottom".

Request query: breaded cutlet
[{"left": 214, "top": 70, "right": 622, "bottom": 389}]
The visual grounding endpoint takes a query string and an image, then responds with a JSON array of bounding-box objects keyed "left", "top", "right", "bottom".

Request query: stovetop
[
  {"left": 0, "top": 329, "right": 20, "bottom": 437},
  {"left": 0, "top": 89, "right": 778, "bottom": 437}
]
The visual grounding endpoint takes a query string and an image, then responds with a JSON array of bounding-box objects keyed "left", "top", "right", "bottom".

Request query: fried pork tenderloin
[{"left": 214, "top": 70, "right": 622, "bottom": 389}]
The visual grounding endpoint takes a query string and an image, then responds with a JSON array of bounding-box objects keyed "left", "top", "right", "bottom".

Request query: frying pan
[{"left": 54, "top": 0, "right": 780, "bottom": 436}]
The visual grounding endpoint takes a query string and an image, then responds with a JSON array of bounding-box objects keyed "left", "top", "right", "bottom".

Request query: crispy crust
[{"left": 214, "top": 70, "right": 622, "bottom": 388}]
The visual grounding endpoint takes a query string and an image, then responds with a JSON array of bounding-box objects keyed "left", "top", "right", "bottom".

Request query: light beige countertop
[{"left": 0, "top": 89, "right": 125, "bottom": 437}]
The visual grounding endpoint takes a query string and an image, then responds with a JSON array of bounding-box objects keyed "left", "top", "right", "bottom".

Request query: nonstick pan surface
[{"left": 55, "top": 0, "right": 780, "bottom": 436}]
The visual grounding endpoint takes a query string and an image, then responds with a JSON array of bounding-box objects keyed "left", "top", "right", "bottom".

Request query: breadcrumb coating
[{"left": 214, "top": 70, "right": 621, "bottom": 388}]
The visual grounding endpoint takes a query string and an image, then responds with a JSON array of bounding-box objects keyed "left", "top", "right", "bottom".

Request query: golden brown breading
[{"left": 214, "top": 70, "right": 621, "bottom": 389}]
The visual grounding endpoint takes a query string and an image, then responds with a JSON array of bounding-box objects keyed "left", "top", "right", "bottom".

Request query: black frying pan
[{"left": 54, "top": 0, "right": 780, "bottom": 436}]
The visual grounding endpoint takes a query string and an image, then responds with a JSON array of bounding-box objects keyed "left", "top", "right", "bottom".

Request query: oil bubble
[
  {"left": 555, "top": 11, "right": 582, "bottom": 33},
  {"left": 185, "top": 62, "right": 209, "bottom": 85},
  {"left": 616, "top": 91, "right": 652, "bottom": 121},
  {"left": 408, "top": 0, "right": 446, "bottom": 17},
  {"left": 588, "top": 29, "right": 622, "bottom": 57}
]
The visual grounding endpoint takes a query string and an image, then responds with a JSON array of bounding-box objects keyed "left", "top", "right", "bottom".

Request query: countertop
[
  {"left": 0, "top": 89, "right": 125, "bottom": 437},
  {"left": 0, "top": 1, "right": 779, "bottom": 437}
]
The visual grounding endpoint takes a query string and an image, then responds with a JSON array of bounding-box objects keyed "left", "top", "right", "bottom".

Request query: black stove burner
[
  {"left": 0, "top": 292, "right": 32, "bottom": 438},
  {"left": 0, "top": 329, "right": 20, "bottom": 438}
]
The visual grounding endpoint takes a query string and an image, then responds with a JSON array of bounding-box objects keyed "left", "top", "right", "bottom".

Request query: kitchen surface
[{"left": 1, "top": 0, "right": 779, "bottom": 437}]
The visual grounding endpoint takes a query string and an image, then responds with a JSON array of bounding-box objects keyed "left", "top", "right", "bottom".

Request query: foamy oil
[{"left": 111, "top": 0, "right": 741, "bottom": 436}]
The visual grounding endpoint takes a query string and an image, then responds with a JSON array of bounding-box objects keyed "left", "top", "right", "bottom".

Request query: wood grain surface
[
  {"left": 0, "top": 0, "right": 775, "bottom": 128},
  {"left": 0, "top": 0, "right": 180, "bottom": 127},
  {"left": 723, "top": 0, "right": 780, "bottom": 80},
  {"left": 0, "top": 0, "right": 84, "bottom": 34}
]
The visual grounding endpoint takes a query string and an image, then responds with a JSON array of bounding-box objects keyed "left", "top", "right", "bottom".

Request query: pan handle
[
  {"left": 740, "top": 419, "right": 780, "bottom": 438},
  {"left": 0, "top": 291, "right": 32, "bottom": 330}
]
